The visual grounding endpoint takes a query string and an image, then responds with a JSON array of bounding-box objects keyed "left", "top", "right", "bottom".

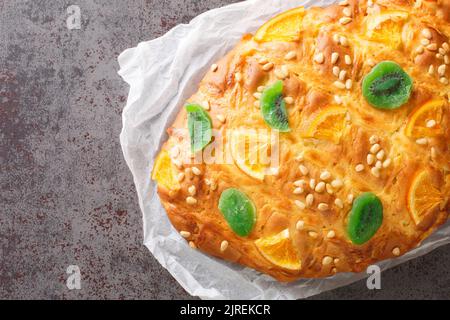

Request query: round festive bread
[{"left": 151, "top": 0, "right": 450, "bottom": 281}]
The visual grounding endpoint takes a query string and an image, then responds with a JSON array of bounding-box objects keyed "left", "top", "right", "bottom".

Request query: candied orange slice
[
  {"left": 151, "top": 150, "right": 180, "bottom": 191},
  {"left": 230, "top": 130, "right": 277, "bottom": 181},
  {"left": 405, "top": 99, "right": 446, "bottom": 137},
  {"left": 365, "top": 11, "right": 409, "bottom": 49},
  {"left": 254, "top": 7, "right": 305, "bottom": 42},
  {"left": 407, "top": 169, "right": 443, "bottom": 226},
  {"left": 303, "top": 107, "right": 347, "bottom": 144},
  {"left": 255, "top": 229, "right": 301, "bottom": 270}
]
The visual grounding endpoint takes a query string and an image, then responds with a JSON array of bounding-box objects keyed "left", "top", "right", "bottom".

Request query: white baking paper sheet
[{"left": 118, "top": 0, "right": 450, "bottom": 299}]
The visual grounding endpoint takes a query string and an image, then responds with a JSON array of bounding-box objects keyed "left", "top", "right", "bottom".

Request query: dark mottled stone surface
[{"left": 0, "top": 0, "right": 448, "bottom": 300}]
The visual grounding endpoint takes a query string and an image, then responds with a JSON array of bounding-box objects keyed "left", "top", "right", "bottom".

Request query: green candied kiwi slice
[
  {"left": 218, "top": 188, "right": 256, "bottom": 237},
  {"left": 186, "top": 103, "right": 213, "bottom": 153},
  {"left": 347, "top": 192, "right": 383, "bottom": 245},
  {"left": 362, "top": 61, "right": 413, "bottom": 110},
  {"left": 260, "top": 80, "right": 291, "bottom": 132}
]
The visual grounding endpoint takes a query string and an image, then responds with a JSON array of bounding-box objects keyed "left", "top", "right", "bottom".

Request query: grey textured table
[{"left": 1, "top": 0, "right": 449, "bottom": 300}]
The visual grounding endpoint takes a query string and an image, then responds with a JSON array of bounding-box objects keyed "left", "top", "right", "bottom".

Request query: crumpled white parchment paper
[{"left": 118, "top": 0, "right": 450, "bottom": 300}]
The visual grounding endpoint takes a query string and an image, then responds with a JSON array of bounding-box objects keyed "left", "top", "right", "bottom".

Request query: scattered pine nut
[
  {"left": 262, "top": 62, "right": 274, "bottom": 71},
  {"left": 345, "top": 55, "right": 352, "bottom": 65},
  {"left": 284, "top": 96, "right": 294, "bottom": 104},
  {"left": 331, "top": 179, "right": 343, "bottom": 189},
  {"left": 422, "top": 28, "right": 432, "bottom": 39},
  {"left": 367, "top": 154, "right": 375, "bottom": 165},
  {"left": 299, "top": 165, "right": 309, "bottom": 175},
  {"left": 331, "top": 52, "right": 339, "bottom": 64},
  {"left": 315, "top": 182, "right": 326, "bottom": 193},
  {"left": 370, "top": 143, "right": 381, "bottom": 154},
  {"left": 295, "top": 200, "right": 306, "bottom": 210},
  {"left": 216, "top": 114, "right": 226, "bottom": 123},
  {"left": 293, "top": 187, "right": 304, "bottom": 195},
  {"left": 210, "top": 64, "right": 218, "bottom": 72},
  {"left": 371, "top": 167, "right": 381, "bottom": 177},
  {"left": 392, "top": 247, "right": 401, "bottom": 256},
  {"left": 180, "top": 231, "right": 191, "bottom": 238},
  {"left": 335, "top": 198, "right": 344, "bottom": 209},
  {"left": 322, "top": 256, "right": 333, "bottom": 265},
  {"left": 426, "top": 119, "right": 436, "bottom": 128},
  {"left": 334, "top": 81, "right": 346, "bottom": 89},
  {"left": 308, "top": 231, "right": 318, "bottom": 238},
  {"left": 416, "top": 138, "right": 428, "bottom": 145},
  {"left": 339, "top": 17, "right": 352, "bottom": 25},
  {"left": 285, "top": 51, "right": 297, "bottom": 60},
  {"left": 369, "top": 135, "right": 379, "bottom": 144},
  {"left": 347, "top": 194, "right": 354, "bottom": 204},
  {"left": 186, "top": 197, "right": 197, "bottom": 205},
  {"left": 306, "top": 194, "right": 314, "bottom": 207},
  {"left": 191, "top": 167, "right": 201, "bottom": 175},
  {"left": 314, "top": 52, "right": 325, "bottom": 64},
  {"left": 296, "top": 220, "right": 305, "bottom": 230},
  {"left": 320, "top": 171, "right": 331, "bottom": 181},
  {"left": 220, "top": 240, "right": 229, "bottom": 252},
  {"left": 327, "top": 230, "right": 336, "bottom": 239}
]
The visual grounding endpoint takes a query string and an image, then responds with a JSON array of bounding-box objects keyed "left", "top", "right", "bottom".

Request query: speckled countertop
[{"left": 1, "top": 0, "right": 449, "bottom": 299}]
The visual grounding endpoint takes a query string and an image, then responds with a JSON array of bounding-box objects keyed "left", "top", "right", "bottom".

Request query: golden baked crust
[{"left": 153, "top": 0, "right": 450, "bottom": 281}]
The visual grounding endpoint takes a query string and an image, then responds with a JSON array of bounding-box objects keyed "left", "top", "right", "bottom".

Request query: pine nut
[
  {"left": 262, "top": 62, "right": 274, "bottom": 71},
  {"left": 331, "top": 52, "right": 339, "bottom": 64},
  {"left": 299, "top": 165, "right": 309, "bottom": 175},
  {"left": 210, "top": 64, "right": 218, "bottom": 72},
  {"left": 285, "top": 51, "right": 297, "bottom": 60},
  {"left": 186, "top": 197, "right": 197, "bottom": 204},
  {"left": 180, "top": 231, "right": 191, "bottom": 238},
  {"left": 296, "top": 220, "right": 305, "bottom": 230},
  {"left": 335, "top": 198, "right": 344, "bottom": 208},
  {"left": 392, "top": 247, "right": 400, "bottom": 256},
  {"left": 327, "top": 230, "right": 336, "bottom": 239},
  {"left": 422, "top": 28, "right": 432, "bottom": 39},
  {"left": 370, "top": 143, "right": 381, "bottom": 154},
  {"left": 369, "top": 135, "right": 379, "bottom": 144},
  {"left": 320, "top": 171, "right": 331, "bottom": 181},
  {"left": 315, "top": 182, "right": 326, "bottom": 193},
  {"left": 295, "top": 200, "right": 306, "bottom": 210},
  {"left": 331, "top": 179, "right": 343, "bottom": 189},
  {"left": 322, "top": 256, "right": 333, "bottom": 265},
  {"left": 416, "top": 138, "right": 428, "bottom": 145},
  {"left": 220, "top": 240, "right": 229, "bottom": 252},
  {"left": 314, "top": 52, "right": 325, "bottom": 64},
  {"left": 306, "top": 194, "right": 314, "bottom": 207},
  {"left": 188, "top": 185, "right": 196, "bottom": 196},
  {"left": 339, "top": 17, "right": 352, "bottom": 25}
]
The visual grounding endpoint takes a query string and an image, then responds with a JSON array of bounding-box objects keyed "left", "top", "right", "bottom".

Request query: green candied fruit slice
[
  {"left": 362, "top": 61, "right": 413, "bottom": 109},
  {"left": 218, "top": 188, "right": 256, "bottom": 237},
  {"left": 347, "top": 192, "right": 383, "bottom": 245},
  {"left": 186, "top": 103, "right": 213, "bottom": 153},
  {"left": 260, "top": 80, "right": 290, "bottom": 132}
]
